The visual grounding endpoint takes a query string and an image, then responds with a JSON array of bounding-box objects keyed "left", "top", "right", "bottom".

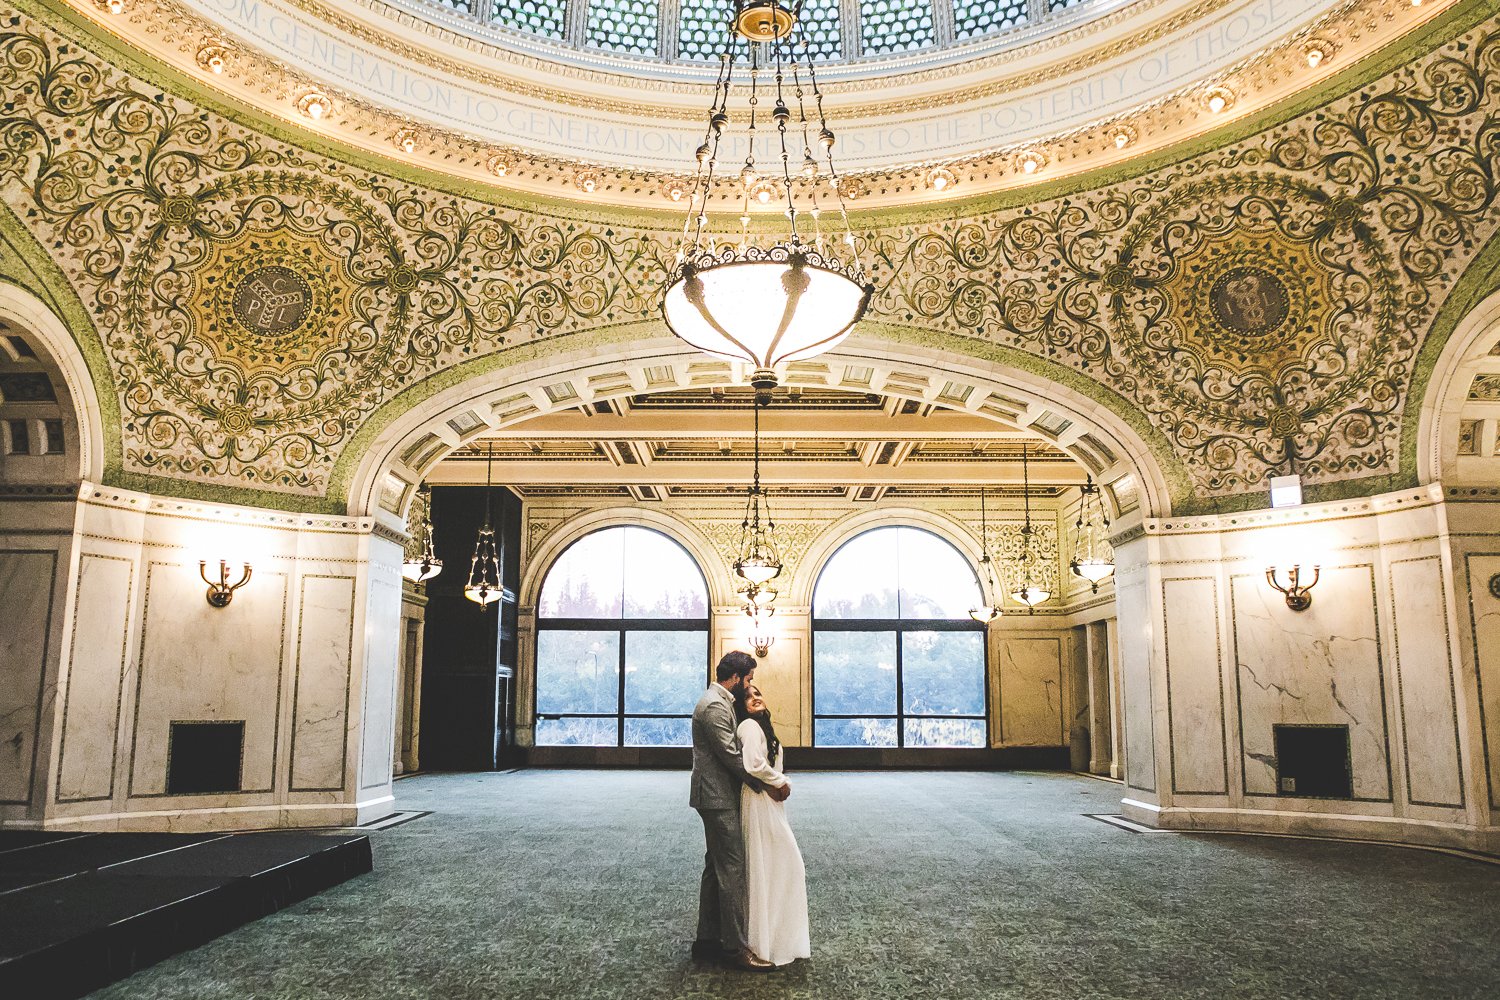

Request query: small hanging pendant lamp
[
  {"left": 1069, "top": 475, "right": 1115, "bottom": 593},
  {"left": 733, "top": 390, "right": 782, "bottom": 586},
  {"left": 463, "top": 441, "right": 503, "bottom": 609},
  {"left": 1010, "top": 444, "right": 1051, "bottom": 613},
  {"left": 401, "top": 483, "right": 444, "bottom": 583},
  {"left": 969, "top": 485, "right": 1001, "bottom": 623}
]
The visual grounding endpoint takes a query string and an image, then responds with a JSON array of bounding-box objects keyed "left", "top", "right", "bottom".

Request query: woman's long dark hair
[{"left": 734, "top": 685, "right": 781, "bottom": 767}]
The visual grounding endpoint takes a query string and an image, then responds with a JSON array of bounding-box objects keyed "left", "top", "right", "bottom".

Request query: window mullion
[
  {"left": 617, "top": 628, "right": 628, "bottom": 746},
  {"left": 895, "top": 628, "right": 906, "bottom": 748}
]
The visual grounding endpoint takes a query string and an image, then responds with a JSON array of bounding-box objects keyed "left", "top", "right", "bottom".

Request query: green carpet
[{"left": 90, "top": 770, "right": 1500, "bottom": 999}]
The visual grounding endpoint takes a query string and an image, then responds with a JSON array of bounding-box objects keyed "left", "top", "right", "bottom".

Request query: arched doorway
[
  {"left": 0, "top": 284, "right": 107, "bottom": 823},
  {"left": 386, "top": 347, "right": 1134, "bottom": 775}
]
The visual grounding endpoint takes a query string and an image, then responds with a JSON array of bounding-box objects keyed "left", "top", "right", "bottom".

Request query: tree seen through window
[{"left": 535, "top": 527, "right": 709, "bottom": 747}]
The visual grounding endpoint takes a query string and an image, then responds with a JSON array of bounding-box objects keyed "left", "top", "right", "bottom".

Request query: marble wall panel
[
  {"left": 1163, "top": 577, "right": 1228, "bottom": 795},
  {"left": 0, "top": 549, "right": 57, "bottom": 804},
  {"left": 57, "top": 553, "right": 134, "bottom": 802},
  {"left": 129, "top": 561, "right": 287, "bottom": 797},
  {"left": 717, "top": 629, "right": 805, "bottom": 748},
  {"left": 996, "top": 636, "right": 1064, "bottom": 746},
  {"left": 359, "top": 565, "right": 403, "bottom": 791},
  {"left": 1466, "top": 553, "right": 1500, "bottom": 809},
  {"left": 1389, "top": 556, "right": 1465, "bottom": 809},
  {"left": 1115, "top": 556, "right": 1156, "bottom": 793},
  {"left": 289, "top": 575, "right": 355, "bottom": 792},
  {"left": 1231, "top": 565, "right": 1391, "bottom": 801}
]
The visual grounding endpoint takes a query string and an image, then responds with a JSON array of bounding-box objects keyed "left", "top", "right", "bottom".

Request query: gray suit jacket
[{"left": 690, "top": 684, "right": 754, "bottom": 810}]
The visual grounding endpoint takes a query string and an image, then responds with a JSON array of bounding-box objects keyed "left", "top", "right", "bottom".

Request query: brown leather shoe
[{"left": 729, "top": 947, "right": 776, "bottom": 972}]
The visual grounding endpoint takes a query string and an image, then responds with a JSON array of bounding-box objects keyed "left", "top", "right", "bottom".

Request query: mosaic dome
[
  {"left": 406, "top": 0, "right": 1095, "bottom": 68},
  {"left": 97, "top": 0, "right": 1382, "bottom": 205}
]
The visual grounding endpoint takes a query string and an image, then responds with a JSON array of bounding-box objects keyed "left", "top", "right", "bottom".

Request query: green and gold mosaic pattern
[{"left": 0, "top": 0, "right": 1499, "bottom": 510}]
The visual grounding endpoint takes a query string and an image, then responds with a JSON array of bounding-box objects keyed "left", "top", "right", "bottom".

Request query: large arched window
[
  {"left": 812, "top": 526, "right": 987, "bottom": 747},
  {"left": 535, "top": 526, "right": 709, "bottom": 747}
]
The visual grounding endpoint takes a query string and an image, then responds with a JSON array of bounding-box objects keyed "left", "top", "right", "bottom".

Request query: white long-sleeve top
[{"left": 737, "top": 719, "right": 788, "bottom": 788}]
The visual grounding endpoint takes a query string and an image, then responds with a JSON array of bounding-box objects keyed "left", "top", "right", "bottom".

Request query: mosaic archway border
[
  {"left": 1406, "top": 233, "right": 1500, "bottom": 485},
  {"left": 337, "top": 323, "right": 1185, "bottom": 521},
  {"left": 0, "top": 0, "right": 1496, "bottom": 516}
]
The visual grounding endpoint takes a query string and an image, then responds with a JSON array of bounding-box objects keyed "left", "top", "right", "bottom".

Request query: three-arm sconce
[
  {"left": 744, "top": 604, "right": 775, "bottom": 658},
  {"left": 1266, "top": 564, "right": 1319, "bottom": 611},
  {"left": 199, "top": 559, "right": 252, "bottom": 608}
]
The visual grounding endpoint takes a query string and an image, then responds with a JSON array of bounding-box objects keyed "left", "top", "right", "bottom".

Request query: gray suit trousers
[{"left": 696, "top": 806, "right": 748, "bottom": 951}]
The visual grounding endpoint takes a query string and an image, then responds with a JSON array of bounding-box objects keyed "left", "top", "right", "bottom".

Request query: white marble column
[{"left": 1085, "top": 619, "right": 1114, "bottom": 775}]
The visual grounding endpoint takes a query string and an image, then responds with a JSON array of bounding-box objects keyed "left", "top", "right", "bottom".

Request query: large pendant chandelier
[
  {"left": 969, "top": 485, "right": 1001, "bottom": 624},
  {"left": 734, "top": 391, "right": 782, "bottom": 586},
  {"left": 463, "top": 442, "right": 502, "bottom": 609},
  {"left": 661, "top": 0, "right": 874, "bottom": 392},
  {"left": 401, "top": 483, "right": 444, "bottom": 583},
  {"left": 1010, "top": 444, "right": 1051, "bottom": 613},
  {"left": 1070, "top": 475, "right": 1115, "bottom": 593}
]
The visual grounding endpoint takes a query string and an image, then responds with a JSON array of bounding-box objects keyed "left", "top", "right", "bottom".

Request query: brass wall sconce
[
  {"left": 744, "top": 604, "right": 774, "bottom": 658},
  {"left": 1266, "top": 564, "right": 1319, "bottom": 611},
  {"left": 748, "top": 630, "right": 775, "bottom": 658},
  {"left": 199, "top": 559, "right": 252, "bottom": 608}
]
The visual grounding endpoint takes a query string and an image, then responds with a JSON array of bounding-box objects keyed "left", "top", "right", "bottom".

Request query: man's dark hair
[{"left": 715, "top": 650, "right": 757, "bottom": 683}]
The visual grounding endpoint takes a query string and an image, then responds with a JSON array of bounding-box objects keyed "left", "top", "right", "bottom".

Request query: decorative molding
[{"left": 0, "top": 0, "right": 1495, "bottom": 515}]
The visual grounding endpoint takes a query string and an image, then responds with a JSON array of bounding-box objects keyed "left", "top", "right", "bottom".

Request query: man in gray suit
[{"left": 690, "top": 650, "right": 790, "bottom": 971}]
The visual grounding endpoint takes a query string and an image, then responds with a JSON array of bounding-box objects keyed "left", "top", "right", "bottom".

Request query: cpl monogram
[
  {"left": 1210, "top": 268, "right": 1289, "bottom": 335},
  {"left": 233, "top": 266, "right": 311, "bottom": 334}
]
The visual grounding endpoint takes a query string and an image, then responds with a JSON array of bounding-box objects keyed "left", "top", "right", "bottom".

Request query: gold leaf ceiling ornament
[{"left": 0, "top": 2, "right": 1497, "bottom": 508}]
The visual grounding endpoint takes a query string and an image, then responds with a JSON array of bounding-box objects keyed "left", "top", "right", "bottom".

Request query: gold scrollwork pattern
[{"left": 1, "top": 8, "right": 1499, "bottom": 502}]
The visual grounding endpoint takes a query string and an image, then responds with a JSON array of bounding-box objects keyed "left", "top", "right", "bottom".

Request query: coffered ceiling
[{"left": 426, "top": 385, "right": 1083, "bottom": 502}]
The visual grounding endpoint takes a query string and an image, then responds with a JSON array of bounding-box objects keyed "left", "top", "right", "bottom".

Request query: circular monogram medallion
[
  {"left": 231, "top": 265, "right": 312, "bottom": 336},
  {"left": 1209, "top": 267, "right": 1291, "bottom": 336},
  {"left": 1489, "top": 573, "right": 1500, "bottom": 600}
]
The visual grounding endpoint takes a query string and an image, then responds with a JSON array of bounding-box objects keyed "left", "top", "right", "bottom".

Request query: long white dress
[{"left": 737, "top": 718, "right": 811, "bottom": 966}]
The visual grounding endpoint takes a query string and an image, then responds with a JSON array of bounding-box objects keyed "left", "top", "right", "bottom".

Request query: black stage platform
[{"left": 0, "top": 829, "right": 371, "bottom": 999}]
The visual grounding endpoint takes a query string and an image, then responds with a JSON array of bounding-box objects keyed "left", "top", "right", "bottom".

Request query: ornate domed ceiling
[{"left": 67, "top": 0, "right": 1452, "bottom": 207}]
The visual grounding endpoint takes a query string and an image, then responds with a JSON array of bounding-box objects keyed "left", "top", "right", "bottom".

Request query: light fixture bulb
[
  {"left": 107, "top": 0, "right": 124, "bottom": 13},
  {"left": 969, "top": 605, "right": 1000, "bottom": 623},
  {"left": 1209, "top": 94, "right": 1227, "bottom": 113},
  {"left": 736, "top": 558, "right": 780, "bottom": 586},
  {"left": 1306, "top": 47, "right": 1324, "bottom": 67},
  {"left": 464, "top": 583, "right": 503, "bottom": 606},
  {"left": 1071, "top": 559, "right": 1114, "bottom": 586},
  {"left": 402, "top": 559, "right": 444, "bottom": 583},
  {"left": 1011, "top": 585, "right": 1052, "bottom": 607},
  {"left": 297, "top": 92, "right": 331, "bottom": 120}
]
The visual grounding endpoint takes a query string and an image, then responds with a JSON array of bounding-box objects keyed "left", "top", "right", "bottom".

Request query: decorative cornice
[
  {"left": 0, "top": 482, "right": 79, "bottom": 501},
  {"left": 52, "top": 0, "right": 1458, "bottom": 209},
  {"left": 369, "top": 520, "right": 410, "bottom": 546}
]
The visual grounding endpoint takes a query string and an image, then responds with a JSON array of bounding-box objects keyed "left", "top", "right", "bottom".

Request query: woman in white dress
[{"left": 734, "top": 684, "right": 810, "bottom": 967}]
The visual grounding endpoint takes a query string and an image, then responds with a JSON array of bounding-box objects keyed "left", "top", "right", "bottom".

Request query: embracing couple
[{"left": 689, "top": 650, "right": 810, "bottom": 971}]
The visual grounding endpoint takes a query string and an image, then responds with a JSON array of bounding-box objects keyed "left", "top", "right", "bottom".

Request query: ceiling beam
[
  {"left": 466, "top": 410, "right": 1049, "bottom": 440},
  {"left": 424, "top": 458, "right": 1090, "bottom": 486}
]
